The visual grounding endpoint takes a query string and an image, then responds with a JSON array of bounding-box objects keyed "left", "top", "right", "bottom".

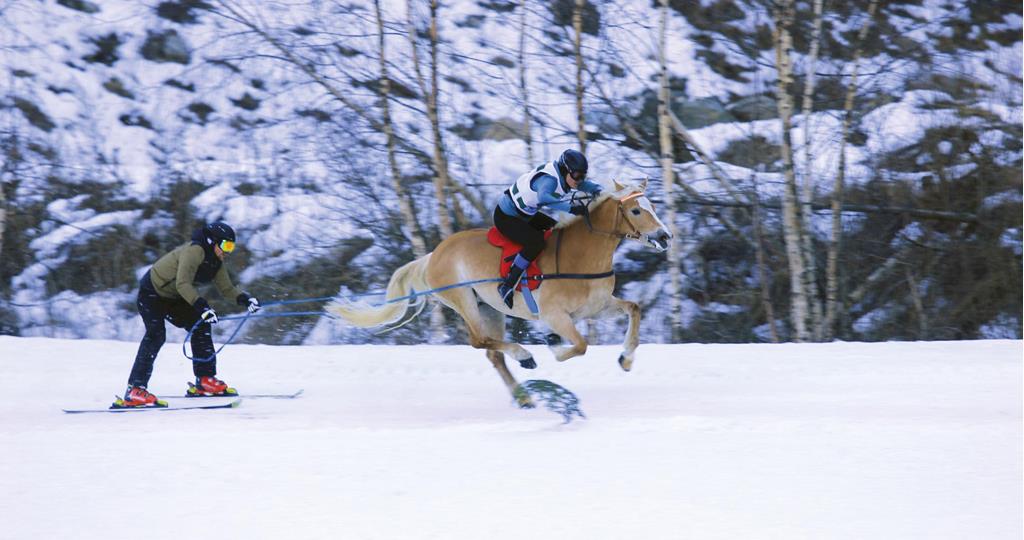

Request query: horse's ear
[
  {"left": 613, "top": 178, "right": 626, "bottom": 191},
  {"left": 639, "top": 177, "right": 649, "bottom": 191}
]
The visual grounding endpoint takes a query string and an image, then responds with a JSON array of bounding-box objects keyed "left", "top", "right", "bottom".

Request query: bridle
[
  {"left": 552, "top": 190, "right": 648, "bottom": 275},
  {"left": 574, "top": 191, "right": 645, "bottom": 242}
]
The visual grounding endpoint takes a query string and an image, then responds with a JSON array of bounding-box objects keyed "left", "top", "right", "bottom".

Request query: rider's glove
[{"left": 568, "top": 205, "right": 587, "bottom": 216}]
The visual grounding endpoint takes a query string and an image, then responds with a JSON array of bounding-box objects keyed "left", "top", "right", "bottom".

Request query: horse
[{"left": 327, "top": 178, "right": 673, "bottom": 408}]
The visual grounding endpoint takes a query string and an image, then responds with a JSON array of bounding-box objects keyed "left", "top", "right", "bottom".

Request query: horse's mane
[{"left": 551, "top": 181, "right": 628, "bottom": 230}]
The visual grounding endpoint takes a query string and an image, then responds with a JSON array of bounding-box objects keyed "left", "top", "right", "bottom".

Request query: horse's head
[{"left": 609, "top": 178, "right": 673, "bottom": 252}]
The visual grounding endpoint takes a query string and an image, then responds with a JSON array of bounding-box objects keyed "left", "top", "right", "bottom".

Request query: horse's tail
[{"left": 326, "top": 254, "right": 432, "bottom": 328}]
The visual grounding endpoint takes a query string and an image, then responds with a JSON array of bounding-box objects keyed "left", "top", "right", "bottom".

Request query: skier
[
  {"left": 493, "top": 148, "right": 603, "bottom": 308},
  {"left": 117, "top": 221, "right": 261, "bottom": 408}
]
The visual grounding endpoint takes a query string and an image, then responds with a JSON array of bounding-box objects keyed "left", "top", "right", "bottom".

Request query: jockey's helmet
[{"left": 558, "top": 149, "right": 588, "bottom": 183}]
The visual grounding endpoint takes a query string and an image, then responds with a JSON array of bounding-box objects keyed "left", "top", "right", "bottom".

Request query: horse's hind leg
[
  {"left": 542, "top": 310, "right": 588, "bottom": 362},
  {"left": 435, "top": 289, "right": 537, "bottom": 406},
  {"left": 478, "top": 304, "right": 534, "bottom": 409},
  {"left": 435, "top": 290, "right": 533, "bottom": 360}
]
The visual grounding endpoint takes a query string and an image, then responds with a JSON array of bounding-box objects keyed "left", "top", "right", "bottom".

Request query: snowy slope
[
  {"left": 1, "top": 1, "right": 1020, "bottom": 342},
  {"left": 0, "top": 337, "right": 1020, "bottom": 539}
]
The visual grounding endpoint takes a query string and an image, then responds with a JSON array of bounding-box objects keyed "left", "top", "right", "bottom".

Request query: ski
[
  {"left": 63, "top": 398, "right": 242, "bottom": 414},
  {"left": 163, "top": 387, "right": 304, "bottom": 400}
]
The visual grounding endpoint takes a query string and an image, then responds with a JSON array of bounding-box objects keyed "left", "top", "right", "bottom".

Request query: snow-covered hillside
[
  {"left": 0, "top": 1, "right": 1020, "bottom": 343},
  {"left": 1, "top": 337, "right": 1020, "bottom": 539}
]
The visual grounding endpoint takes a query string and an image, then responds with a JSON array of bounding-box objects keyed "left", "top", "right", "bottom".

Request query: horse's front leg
[
  {"left": 603, "top": 296, "right": 640, "bottom": 371},
  {"left": 542, "top": 310, "right": 588, "bottom": 362}
]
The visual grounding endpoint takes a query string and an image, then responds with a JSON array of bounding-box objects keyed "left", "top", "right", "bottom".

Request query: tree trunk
[
  {"left": 772, "top": 0, "right": 811, "bottom": 342},
  {"left": 573, "top": 0, "right": 586, "bottom": 153},
  {"left": 0, "top": 169, "right": 6, "bottom": 265},
  {"left": 905, "top": 266, "right": 928, "bottom": 339},
  {"left": 376, "top": 0, "right": 427, "bottom": 258},
  {"left": 429, "top": 0, "right": 454, "bottom": 340},
  {"left": 750, "top": 175, "right": 781, "bottom": 343},
  {"left": 406, "top": 0, "right": 454, "bottom": 239},
  {"left": 798, "top": 0, "right": 826, "bottom": 339},
  {"left": 573, "top": 0, "right": 596, "bottom": 341},
  {"left": 519, "top": 1, "right": 534, "bottom": 164},
  {"left": 825, "top": 0, "right": 878, "bottom": 339},
  {"left": 657, "top": 0, "right": 684, "bottom": 340},
  {"left": 427, "top": 0, "right": 455, "bottom": 238},
  {"left": 0, "top": 184, "right": 5, "bottom": 267},
  {"left": 399, "top": 1, "right": 449, "bottom": 340}
]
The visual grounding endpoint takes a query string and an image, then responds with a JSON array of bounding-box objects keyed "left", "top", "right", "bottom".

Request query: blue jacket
[{"left": 498, "top": 173, "right": 602, "bottom": 217}]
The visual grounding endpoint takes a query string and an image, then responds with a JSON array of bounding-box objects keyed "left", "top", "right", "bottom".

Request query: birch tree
[
  {"left": 751, "top": 178, "right": 781, "bottom": 342},
  {"left": 573, "top": 0, "right": 586, "bottom": 153},
  {"left": 0, "top": 164, "right": 5, "bottom": 264},
  {"left": 571, "top": 0, "right": 596, "bottom": 341},
  {"left": 798, "top": 0, "right": 825, "bottom": 339},
  {"left": 406, "top": 0, "right": 454, "bottom": 239},
  {"left": 375, "top": 0, "right": 427, "bottom": 258},
  {"left": 772, "top": 0, "right": 811, "bottom": 341},
  {"left": 824, "top": 0, "right": 879, "bottom": 339},
  {"left": 518, "top": 1, "right": 534, "bottom": 164},
  {"left": 657, "top": 0, "right": 684, "bottom": 339}
]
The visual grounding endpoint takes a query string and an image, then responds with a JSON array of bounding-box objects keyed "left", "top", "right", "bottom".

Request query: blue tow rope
[
  {"left": 182, "top": 268, "right": 613, "bottom": 362},
  {"left": 182, "top": 278, "right": 503, "bottom": 362}
]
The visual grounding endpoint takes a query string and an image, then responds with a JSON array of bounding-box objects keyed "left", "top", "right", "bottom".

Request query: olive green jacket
[{"left": 148, "top": 243, "right": 244, "bottom": 306}]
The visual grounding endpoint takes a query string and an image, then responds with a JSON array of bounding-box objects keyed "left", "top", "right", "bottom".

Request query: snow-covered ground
[{"left": 0, "top": 337, "right": 1020, "bottom": 539}]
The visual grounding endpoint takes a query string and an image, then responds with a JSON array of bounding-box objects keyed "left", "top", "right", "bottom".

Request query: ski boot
[
  {"left": 497, "top": 254, "right": 530, "bottom": 309},
  {"left": 112, "top": 386, "right": 168, "bottom": 409},
  {"left": 186, "top": 376, "right": 238, "bottom": 397}
]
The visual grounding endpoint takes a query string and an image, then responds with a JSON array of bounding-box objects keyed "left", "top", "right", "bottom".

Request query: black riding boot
[{"left": 498, "top": 254, "right": 530, "bottom": 308}]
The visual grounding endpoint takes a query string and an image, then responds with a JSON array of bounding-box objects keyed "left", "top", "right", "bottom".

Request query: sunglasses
[
  {"left": 218, "top": 239, "right": 236, "bottom": 253},
  {"left": 570, "top": 170, "right": 587, "bottom": 182}
]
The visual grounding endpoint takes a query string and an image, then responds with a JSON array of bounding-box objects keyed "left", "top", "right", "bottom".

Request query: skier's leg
[{"left": 127, "top": 273, "right": 169, "bottom": 389}]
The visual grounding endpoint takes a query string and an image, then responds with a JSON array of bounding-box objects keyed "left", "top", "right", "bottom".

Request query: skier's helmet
[
  {"left": 557, "top": 149, "right": 588, "bottom": 183},
  {"left": 203, "top": 221, "right": 236, "bottom": 253}
]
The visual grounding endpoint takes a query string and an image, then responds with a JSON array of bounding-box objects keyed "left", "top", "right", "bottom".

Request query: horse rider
[
  {"left": 119, "top": 221, "right": 261, "bottom": 408},
  {"left": 493, "top": 148, "right": 603, "bottom": 308}
]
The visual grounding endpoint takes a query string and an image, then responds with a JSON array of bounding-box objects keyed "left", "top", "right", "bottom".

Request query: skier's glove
[
  {"left": 200, "top": 308, "right": 219, "bottom": 325},
  {"left": 195, "top": 298, "right": 218, "bottom": 324},
  {"left": 246, "top": 296, "right": 261, "bottom": 314},
  {"left": 237, "top": 293, "right": 261, "bottom": 314}
]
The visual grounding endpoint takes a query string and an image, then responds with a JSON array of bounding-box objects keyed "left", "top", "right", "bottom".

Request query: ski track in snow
[{"left": 0, "top": 337, "right": 1020, "bottom": 540}]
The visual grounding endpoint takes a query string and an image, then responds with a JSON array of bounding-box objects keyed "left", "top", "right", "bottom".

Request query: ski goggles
[
  {"left": 569, "top": 170, "right": 587, "bottom": 182},
  {"left": 218, "top": 239, "right": 236, "bottom": 253}
]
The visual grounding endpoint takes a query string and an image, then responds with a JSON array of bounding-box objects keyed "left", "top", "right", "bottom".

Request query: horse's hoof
[
  {"left": 517, "top": 399, "right": 536, "bottom": 409},
  {"left": 519, "top": 357, "right": 537, "bottom": 369},
  {"left": 545, "top": 333, "right": 562, "bottom": 346},
  {"left": 618, "top": 354, "right": 633, "bottom": 372}
]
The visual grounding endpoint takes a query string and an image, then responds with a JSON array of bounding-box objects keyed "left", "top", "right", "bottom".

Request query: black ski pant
[
  {"left": 493, "top": 207, "right": 557, "bottom": 262},
  {"left": 127, "top": 271, "right": 216, "bottom": 388}
]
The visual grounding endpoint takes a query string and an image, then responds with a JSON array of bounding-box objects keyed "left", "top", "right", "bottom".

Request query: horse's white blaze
[{"left": 638, "top": 196, "right": 670, "bottom": 233}]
